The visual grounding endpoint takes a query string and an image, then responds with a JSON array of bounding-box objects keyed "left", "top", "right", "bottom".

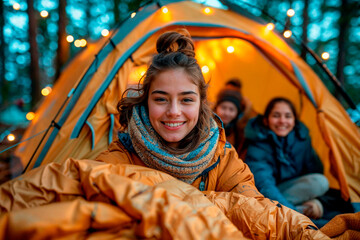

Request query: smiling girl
[{"left": 244, "top": 97, "right": 329, "bottom": 221}]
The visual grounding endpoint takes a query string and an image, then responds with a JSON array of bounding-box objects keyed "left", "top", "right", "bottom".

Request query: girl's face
[
  {"left": 215, "top": 101, "right": 238, "bottom": 125},
  {"left": 266, "top": 101, "right": 295, "bottom": 137},
  {"left": 148, "top": 68, "right": 200, "bottom": 148}
]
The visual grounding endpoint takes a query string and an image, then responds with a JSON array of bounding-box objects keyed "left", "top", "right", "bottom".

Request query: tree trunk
[
  {"left": 55, "top": 0, "right": 69, "bottom": 80},
  {"left": 0, "top": 0, "right": 7, "bottom": 105},
  {"left": 336, "top": 0, "right": 349, "bottom": 85},
  {"left": 300, "top": 0, "right": 309, "bottom": 60},
  {"left": 27, "top": 0, "right": 42, "bottom": 108},
  {"left": 113, "top": 0, "right": 120, "bottom": 24}
]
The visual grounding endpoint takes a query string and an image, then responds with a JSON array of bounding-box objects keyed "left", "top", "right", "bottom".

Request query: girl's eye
[
  {"left": 154, "top": 97, "right": 167, "bottom": 102},
  {"left": 182, "top": 98, "right": 194, "bottom": 103}
]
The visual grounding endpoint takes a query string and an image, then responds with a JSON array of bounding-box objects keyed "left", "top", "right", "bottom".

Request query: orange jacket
[{"left": 96, "top": 119, "right": 263, "bottom": 200}]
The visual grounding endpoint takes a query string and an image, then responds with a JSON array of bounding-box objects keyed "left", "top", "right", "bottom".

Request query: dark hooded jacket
[{"left": 244, "top": 115, "right": 323, "bottom": 209}]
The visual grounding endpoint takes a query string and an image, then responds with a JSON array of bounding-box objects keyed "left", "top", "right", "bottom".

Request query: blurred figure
[
  {"left": 244, "top": 97, "right": 329, "bottom": 221},
  {"left": 214, "top": 78, "right": 256, "bottom": 155}
]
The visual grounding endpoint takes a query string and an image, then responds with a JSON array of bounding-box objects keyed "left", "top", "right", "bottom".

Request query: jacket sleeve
[
  {"left": 245, "top": 143, "right": 297, "bottom": 210},
  {"left": 215, "top": 146, "right": 264, "bottom": 199}
]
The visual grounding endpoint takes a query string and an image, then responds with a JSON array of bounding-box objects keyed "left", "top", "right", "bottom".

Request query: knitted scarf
[{"left": 128, "top": 105, "right": 219, "bottom": 184}]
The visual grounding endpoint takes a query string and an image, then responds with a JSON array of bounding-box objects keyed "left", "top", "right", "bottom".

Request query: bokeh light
[
  {"left": 287, "top": 9, "right": 295, "bottom": 17},
  {"left": 101, "top": 29, "right": 109, "bottom": 37},
  {"left": 283, "top": 30, "right": 292, "bottom": 38},
  {"left": 66, "top": 35, "right": 74, "bottom": 43},
  {"left": 26, "top": 112, "right": 35, "bottom": 121},
  {"left": 321, "top": 52, "right": 330, "bottom": 60},
  {"left": 203, "top": 7, "right": 212, "bottom": 14},
  {"left": 227, "top": 46, "right": 235, "bottom": 53},
  {"left": 40, "top": 10, "right": 49, "bottom": 18},
  {"left": 13, "top": 3, "right": 20, "bottom": 10},
  {"left": 41, "top": 86, "right": 52, "bottom": 96},
  {"left": 131, "top": 12, "right": 136, "bottom": 18},
  {"left": 201, "top": 65, "right": 209, "bottom": 74},
  {"left": 7, "top": 134, "right": 15, "bottom": 142},
  {"left": 162, "top": 7, "right": 168, "bottom": 14},
  {"left": 266, "top": 23, "right": 275, "bottom": 31}
]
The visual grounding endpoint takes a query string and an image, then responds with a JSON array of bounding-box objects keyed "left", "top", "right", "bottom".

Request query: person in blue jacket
[{"left": 244, "top": 97, "right": 329, "bottom": 220}]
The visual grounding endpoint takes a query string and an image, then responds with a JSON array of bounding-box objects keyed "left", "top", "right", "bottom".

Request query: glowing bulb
[
  {"left": 203, "top": 7, "right": 212, "bottom": 14},
  {"left": 66, "top": 35, "right": 74, "bottom": 43},
  {"left": 321, "top": 52, "right": 330, "bottom": 60},
  {"left": 26, "top": 112, "right": 35, "bottom": 121},
  {"left": 40, "top": 10, "right": 49, "bottom": 18},
  {"left": 13, "top": 3, "right": 20, "bottom": 10},
  {"left": 131, "top": 12, "right": 136, "bottom": 18},
  {"left": 202, "top": 65, "right": 209, "bottom": 74},
  {"left": 287, "top": 9, "right": 295, "bottom": 17},
  {"left": 80, "top": 39, "right": 87, "bottom": 47},
  {"left": 41, "top": 87, "right": 51, "bottom": 96},
  {"left": 266, "top": 23, "right": 275, "bottom": 31},
  {"left": 283, "top": 30, "right": 292, "bottom": 38},
  {"left": 74, "top": 39, "right": 81, "bottom": 47},
  {"left": 162, "top": 7, "right": 168, "bottom": 14},
  {"left": 101, "top": 29, "right": 109, "bottom": 37},
  {"left": 7, "top": 134, "right": 15, "bottom": 142},
  {"left": 227, "top": 46, "right": 235, "bottom": 53}
]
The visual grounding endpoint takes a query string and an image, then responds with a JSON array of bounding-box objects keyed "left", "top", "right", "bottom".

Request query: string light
[
  {"left": 66, "top": 35, "right": 74, "bottom": 43},
  {"left": 283, "top": 30, "right": 292, "bottom": 38},
  {"left": 321, "top": 52, "right": 330, "bottom": 60},
  {"left": 227, "top": 46, "right": 235, "bottom": 53},
  {"left": 74, "top": 39, "right": 81, "bottom": 47},
  {"left": 201, "top": 65, "right": 209, "bottom": 74},
  {"left": 40, "top": 10, "right": 49, "bottom": 18},
  {"left": 7, "top": 134, "right": 15, "bottom": 142},
  {"left": 101, "top": 29, "right": 109, "bottom": 37},
  {"left": 161, "top": 7, "right": 168, "bottom": 14},
  {"left": 80, "top": 39, "right": 87, "bottom": 47},
  {"left": 287, "top": 9, "right": 295, "bottom": 17},
  {"left": 131, "top": 12, "right": 136, "bottom": 18},
  {"left": 266, "top": 23, "right": 275, "bottom": 31},
  {"left": 41, "top": 86, "right": 52, "bottom": 96},
  {"left": 26, "top": 112, "right": 35, "bottom": 121},
  {"left": 203, "top": 7, "right": 212, "bottom": 14},
  {"left": 13, "top": 3, "right": 20, "bottom": 10}
]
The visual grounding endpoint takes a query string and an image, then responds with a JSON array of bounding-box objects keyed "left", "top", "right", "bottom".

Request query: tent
[{"left": 13, "top": 0, "right": 360, "bottom": 210}]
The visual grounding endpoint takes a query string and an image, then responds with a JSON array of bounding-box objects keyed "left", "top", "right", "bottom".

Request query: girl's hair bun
[{"left": 156, "top": 29, "right": 195, "bottom": 58}]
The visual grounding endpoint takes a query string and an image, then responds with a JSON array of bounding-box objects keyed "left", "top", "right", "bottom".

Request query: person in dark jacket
[{"left": 244, "top": 97, "right": 329, "bottom": 220}]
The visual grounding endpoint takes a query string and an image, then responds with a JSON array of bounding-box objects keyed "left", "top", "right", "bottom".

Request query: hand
[{"left": 302, "top": 199, "right": 323, "bottom": 219}]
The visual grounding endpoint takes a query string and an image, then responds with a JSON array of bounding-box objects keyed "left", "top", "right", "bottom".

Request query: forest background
[{"left": 0, "top": 0, "right": 359, "bottom": 146}]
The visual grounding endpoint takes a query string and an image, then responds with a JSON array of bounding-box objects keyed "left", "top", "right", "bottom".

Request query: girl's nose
[{"left": 167, "top": 102, "right": 181, "bottom": 117}]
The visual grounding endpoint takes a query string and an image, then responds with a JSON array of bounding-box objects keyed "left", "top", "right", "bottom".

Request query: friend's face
[
  {"left": 215, "top": 101, "right": 238, "bottom": 125},
  {"left": 147, "top": 68, "right": 200, "bottom": 148},
  {"left": 266, "top": 102, "right": 295, "bottom": 137}
]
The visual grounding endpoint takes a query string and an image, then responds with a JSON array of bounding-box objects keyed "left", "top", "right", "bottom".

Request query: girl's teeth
[{"left": 165, "top": 122, "right": 183, "bottom": 127}]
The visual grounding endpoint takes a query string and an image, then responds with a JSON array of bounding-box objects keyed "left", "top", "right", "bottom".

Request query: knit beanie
[{"left": 215, "top": 89, "right": 243, "bottom": 114}]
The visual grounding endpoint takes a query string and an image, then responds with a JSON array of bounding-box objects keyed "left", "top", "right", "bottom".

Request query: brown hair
[{"left": 117, "top": 29, "right": 212, "bottom": 153}]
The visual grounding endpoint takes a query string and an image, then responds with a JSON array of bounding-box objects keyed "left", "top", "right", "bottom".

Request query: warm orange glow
[
  {"left": 128, "top": 65, "right": 148, "bottom": 85},
  {"left": 131, "top": 12, "right": 136, "bottom": 18},
  {"left": 80, "top": 39, "right": 87, "bottom": 47},
  {"left": 227, "top": 46, "right": 235, "bottom": 53},
  {"left": 26, "top": 112, "right": 35, "bottom": 121},
  {"left": 7, "top": 134, "right": 15, "bottom": 142},
  {"left": 40, "top": 10, "right": 49, "bottom": 18},
  {"left": 287, "top": 9, "right": 295, "bottom": 17},
  {"left": 66, "top": 35, "right": 74, "bottom": 43},
  {"left": 321, "top": 52, "right": 330, "bottom": 60},
  {"left": 13, "top": 3, "right": 20, "bottom": 10},
  {"left": 283, "top": 30, "right": 292, "bottom": 38},
  {"left": 203, "top": 7, "right": 212, "bottom": 14},
  {"left": 101, "top": 29, "right": 109, "bottom": 37},
  {"left": 161, "top": 7, "right": 168, "bottom": 14},
  {"left": 201, "top": 65, "right": 209, "bottom": 74},
  {"left": 266, "top": 23, "right": 275, "bottom": 31}
]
